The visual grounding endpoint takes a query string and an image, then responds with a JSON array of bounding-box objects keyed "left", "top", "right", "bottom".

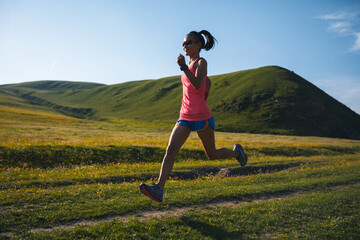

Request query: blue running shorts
[{"left": 176, "top": 116, "right": 215, "bottom": 132}]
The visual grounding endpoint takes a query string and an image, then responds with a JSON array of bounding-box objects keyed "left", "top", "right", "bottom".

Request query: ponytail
[
  {"left": 199, "top": 30, "right": 217, "bottom": 51},
  {"left": 188, "top": 30, "right": 217, "bottom": 52}
]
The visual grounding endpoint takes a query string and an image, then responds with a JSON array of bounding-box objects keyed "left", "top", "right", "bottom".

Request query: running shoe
[
  {"left": 233, "top": 144, "right": 248, "bottom": 166},
  {"left": 140, "top": 183, "right": 163, "bottom": 202}
]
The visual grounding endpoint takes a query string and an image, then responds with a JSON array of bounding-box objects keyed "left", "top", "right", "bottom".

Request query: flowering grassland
[
  {"left": 0, "top": 115, "right": 360, "bottom": 239},
  {"left": 1, "top": 117, "right": 359, "bottom": 169},
  {"left": 1, "top": 106, "right": 359, "bottom": 149}
]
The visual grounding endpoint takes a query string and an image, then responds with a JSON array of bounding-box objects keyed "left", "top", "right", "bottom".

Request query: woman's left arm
[
  {"left": 185, "top": 59, "right": 207, "bottom": 90},
  {"left": 177, "top": 54, "right": 207, "bottom": 90}
]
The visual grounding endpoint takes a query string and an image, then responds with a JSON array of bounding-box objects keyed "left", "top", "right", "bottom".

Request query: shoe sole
[
  {"left": 140, "top": 185, "right": 162, "bottom": 202},
  {"left": 240, "top": 151, "right": 248, "bottom": 166},
  {"left": 235, "top": 144, "right": 248, "bottom": 167}
]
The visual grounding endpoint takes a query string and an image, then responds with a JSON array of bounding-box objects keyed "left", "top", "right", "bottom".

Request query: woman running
[{"left": 140, "top": 30, "right": 247, "bottom": 202}]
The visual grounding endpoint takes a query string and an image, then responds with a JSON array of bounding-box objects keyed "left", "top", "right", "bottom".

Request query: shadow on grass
[
  {"left": 1, "top": 162, "right": 304, "bottom": 190},
  {"left": 1, "top": 145, "right": 358, "bottom": 169},
  {"left": 180, "top": 216, "right": 243, "bottom": 240}
]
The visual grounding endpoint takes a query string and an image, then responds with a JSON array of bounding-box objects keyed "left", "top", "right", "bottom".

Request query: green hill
[
  {"left": 0, "top": 80, "right": 105, "bottom": 91},
  {"left": 0, "top": 80, "right": 105, "bottom": 119},
  {"left": 1, "top": 66, "right": 360, "bottom": 139}
]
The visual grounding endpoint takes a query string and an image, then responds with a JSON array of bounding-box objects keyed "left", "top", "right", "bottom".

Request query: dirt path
[
  {"left": 1, "top": 182, "right": 358, "bottom": 238},
  {"left": 27, "top": 195, "right": 289, "bottom": 235}
]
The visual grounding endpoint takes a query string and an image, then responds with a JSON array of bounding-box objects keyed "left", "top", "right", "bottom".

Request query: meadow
[{"left": 0, "top": 107, "right": 359, "bottom": 239}]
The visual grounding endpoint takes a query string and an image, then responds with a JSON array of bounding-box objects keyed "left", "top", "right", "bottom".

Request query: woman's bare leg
[
  {"left": 197, "top": 126, "right": 238, "bottom": 160},
  {"left": 157, "top": 125, "right": 191, "bottom": 188}
]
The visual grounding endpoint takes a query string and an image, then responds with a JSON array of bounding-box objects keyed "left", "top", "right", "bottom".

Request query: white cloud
[
  {"left": 318, "top": 11, "right": 357, "bottom": 20},
  {"left": 318, "top": 10, "right": 360, "bottom": 52},
  {"left": 328, "top": 21, "right": 351, "bottom": 35},
  {"left": 350, "top": 32, "right": 360, "bottom": 51}
]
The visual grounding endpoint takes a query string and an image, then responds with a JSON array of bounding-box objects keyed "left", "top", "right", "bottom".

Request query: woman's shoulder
[
  {"left": 198, "top": 57, "right": 207, "bottom": 63},
  {"left": 191, "top": 57, "right": 208, "bottom": 73},
  {"left": 194, "top": 58, "right": 207, "bottom": 68}
]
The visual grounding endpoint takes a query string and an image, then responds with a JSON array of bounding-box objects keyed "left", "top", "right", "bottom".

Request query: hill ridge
[{"left": 0, "top": 80, "right": 105, "bottom": 90}]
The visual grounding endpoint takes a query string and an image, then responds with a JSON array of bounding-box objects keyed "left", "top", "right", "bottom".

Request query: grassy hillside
[
  {"left": 0, "top": 80, "right": 105, "bottom": 90},
  {"left": 1, "top": 66, "right": 360, "bottom": 139},
  {"left": 208, "top": 66, "right": 360, "bottom": 139},
  {"left": 0, "top": 81, "right": 104, "bottom": 119}
]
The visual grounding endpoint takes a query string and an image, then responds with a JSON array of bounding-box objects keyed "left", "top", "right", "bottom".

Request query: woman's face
[{"left": 183, "top": 35, "right": 201, "bottom": 56}]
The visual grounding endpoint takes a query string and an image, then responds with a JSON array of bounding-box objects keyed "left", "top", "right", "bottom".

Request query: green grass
[
  {"left": 0, "top": 108, "right": 359, "bottom": 239},
  {"left": 1, "top": 154, "right": 359, "bottom": 236},
  {"left": 8, "top": 184, "right": 360, "bottom": 239}
]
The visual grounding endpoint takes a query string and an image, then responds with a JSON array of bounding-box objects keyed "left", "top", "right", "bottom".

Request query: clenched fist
[{"left": 177, "top": 54, "right": 186, "bottom": 66}]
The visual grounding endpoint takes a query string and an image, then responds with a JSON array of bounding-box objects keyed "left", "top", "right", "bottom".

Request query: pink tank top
[{"left": 179, "top": 58, "right": 212, "bottom": 121}]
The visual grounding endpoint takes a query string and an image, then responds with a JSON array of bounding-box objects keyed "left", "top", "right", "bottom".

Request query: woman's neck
[{"left": 188, "top": 53, "right": 200, "bottom": 65}]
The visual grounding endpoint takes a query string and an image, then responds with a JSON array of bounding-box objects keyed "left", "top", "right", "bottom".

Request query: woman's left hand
[{"left": 177, "top": 54, "right": 186, "bottom": 66}]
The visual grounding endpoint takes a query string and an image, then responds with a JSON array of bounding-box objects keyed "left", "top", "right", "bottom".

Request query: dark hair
[{"left": 187, "top": 30, "right": 217, "bottom": 52}]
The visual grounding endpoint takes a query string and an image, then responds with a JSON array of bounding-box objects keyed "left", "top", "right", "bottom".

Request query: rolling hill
[{"left": 1, "top": 66, "right": 360, "bottom": 139}]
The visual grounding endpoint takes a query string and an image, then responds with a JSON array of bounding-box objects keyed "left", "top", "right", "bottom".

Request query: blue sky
[{"left": 1, "top": 0, "right": 360, "bottom": 114}]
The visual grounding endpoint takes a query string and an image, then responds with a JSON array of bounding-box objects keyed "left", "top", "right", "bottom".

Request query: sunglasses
[{"left": 182, "top": 40, "right": 199, "bottom": 47}]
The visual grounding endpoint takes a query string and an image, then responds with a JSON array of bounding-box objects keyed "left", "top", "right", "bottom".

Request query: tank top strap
[{"left": 189, "top": 57, "right": 204, "bottom": 69}]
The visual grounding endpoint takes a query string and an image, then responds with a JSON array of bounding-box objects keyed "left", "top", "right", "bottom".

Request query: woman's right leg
[{"left": 157, "top": 125, "right": 191, "bottom": 189}]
